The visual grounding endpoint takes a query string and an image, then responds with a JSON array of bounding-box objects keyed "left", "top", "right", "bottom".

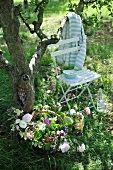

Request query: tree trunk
[
  {"left": 0, "top": 0, "right": 35, "bottom": 112},
  {"left": 0, "top": 0, "right": 58, "bottom": 113},
  {"left": 11, "top": 73, "right": 35, "bottom": 113},
  {"left": 75, "top": 0, "right": 84, "bottom": 17}
]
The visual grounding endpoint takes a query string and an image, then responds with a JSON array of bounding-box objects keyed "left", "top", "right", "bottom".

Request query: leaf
[
  {"left": 63, "top": 116, "right": 73, "bottom": 125},
  {"left": 45, "top": 143, "right": 51, "bottom": 150}
]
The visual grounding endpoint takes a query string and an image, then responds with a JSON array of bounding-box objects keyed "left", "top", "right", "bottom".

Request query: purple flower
[
  {"left": 43, "top": 119, "right": 51, "bottom": 127},
  {"left": 8, "top": 113, "right": 12, "bottom": 117},
  {"left": 7, "top": 108, "right": 13, "bottom": 116},
  {"left": 7, "top": 108, "right": 12, "bottom": 112},
  {"left": 63, "top": 126, "right": 68, "bottom": 133},
  {"left": 51, "top": 84, "right": 56, "bottom": 91}
]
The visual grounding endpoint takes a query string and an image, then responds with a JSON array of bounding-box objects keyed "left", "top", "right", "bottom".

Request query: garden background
[{"left": 0, "top": 0, "right": 113, "bottom": 169}]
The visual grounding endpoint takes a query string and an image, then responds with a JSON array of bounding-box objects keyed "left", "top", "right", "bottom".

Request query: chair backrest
[
  {"left": 49, "top": 37, "right": 80, "bottom": 56},
  {"left": 49, "top": 37, "right": 80, "bottom": 76},
  {"left": 56, "top": 12, "right": 86, "bottom": 69}
]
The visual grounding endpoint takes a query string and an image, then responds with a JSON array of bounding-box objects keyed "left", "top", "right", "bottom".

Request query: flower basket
[
  {"left": 9, "top": 106, "right": 88, "bottom": 154},
  {"left": 10, "top": 108, "right": 70, "bottom": 154}
]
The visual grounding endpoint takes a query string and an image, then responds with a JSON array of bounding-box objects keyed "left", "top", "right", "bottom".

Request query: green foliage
[
  {"left": 0, "top": 0, "right": 113, "bottom": 169},
  {"left": 67, "top": 0, "right": 113, "bottom": 28}
]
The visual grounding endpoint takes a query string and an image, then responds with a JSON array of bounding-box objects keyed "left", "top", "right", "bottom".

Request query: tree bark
[
  {"left": 24, "top": 0, "right": 28, "bottom": 9},
  {"left": 0, "top": 0, "right": 59, "bottom": 113},
  {"left": 0, "top": 0, "right": 35, "bottom": 112}
]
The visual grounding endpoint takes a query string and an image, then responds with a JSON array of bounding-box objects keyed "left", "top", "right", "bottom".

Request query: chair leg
[
  {"left": 59, "top": 83, "right": 71, "bottom": 109},
  {"left": 86, "top": 86, "right": 96, "bottom": 110},
  {"left": 76, "top": 83, "right": 91, "bottom": 98},
  {"left": 58, "top": 81, "right": 96, "bottom": 110}
]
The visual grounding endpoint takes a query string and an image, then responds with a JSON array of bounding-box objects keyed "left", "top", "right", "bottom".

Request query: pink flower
[
  {"left": 22, "top": 113, "right": 32, "bottom": 123},
  {"left": 85, "top": 107, "right": 91, "bottom": 115},
  {"left": 51, "top": 84, "right": 56, "bottom": 91},
  {"left": 77, "top": 143, "right": 85, "bottom": 152},
  {"left": 60, "top": 142, "right": 70, "bottom": 153},
  {"left": 25, "top": 130, "right": 34, "bottom": 139}
]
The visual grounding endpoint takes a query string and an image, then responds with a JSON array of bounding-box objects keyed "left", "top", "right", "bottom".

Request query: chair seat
[{"left": 57, "top": 68, "right": 101, "bottom": 86}]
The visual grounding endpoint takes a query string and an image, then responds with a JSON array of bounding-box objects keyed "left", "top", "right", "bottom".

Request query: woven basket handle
[{"left": 32, "top": 110, "right": 63, "bottom": 123}]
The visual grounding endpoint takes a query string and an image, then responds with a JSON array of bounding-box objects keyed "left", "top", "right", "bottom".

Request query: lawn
[{"left": 0, "top": 0, "right": 113, "bottom": 170}]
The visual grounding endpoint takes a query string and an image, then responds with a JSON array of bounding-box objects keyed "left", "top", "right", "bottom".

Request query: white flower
[
  {"left": 46, "top": 90, "right": 52, "bottom": 94},
  {"left": 38, "top": 122, "right": 46, "bottom": 131},
  {"left": 15, "top": 119, "right": 20, "bottom": 124},
  {"left": 22, "top": 113, "right": 32, "bottom": 123},
  {"left": 11, "top": 126, "right": 15, "bottom": 131},
  {"left": 60, "top": 142, "right": 70, "bottom": 153},
  {"left": 32, "top": 142, "right": 37, "bottom": 147},
  {"left": 16, "top": 125, "right": 20, "bottom": 130},
  {"left": 57, "top": 102, "right": 61, "bottom": 106},
  {"left": 77, "top": 143, "right": 85, "bottom": 152},
  {"left": 61, "top": 130, "right": 64, "bottom": 134},
  {"left": 70, "top": 109, "right": 76, "bottom": 115},
  {"left": 57, "top": 130, "right": 60, "bottom": 135},
  {"left": 43, "top": 105, "right": 50, "bottom": 109},
  {"left": 19, "top": 120, "right": 27, "bottom": 129}
]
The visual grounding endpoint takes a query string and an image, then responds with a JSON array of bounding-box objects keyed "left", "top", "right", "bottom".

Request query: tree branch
[
  {"left": 57, "top": 16, "right": 68, "bottom": 38},
  {"left": 84, "top": 0, "right": 98, "bottom": 5},
  {"left": 32, "top": 1, "right": 47, "bottom": 40},
  {"left": 75, "top": 0, "right": 84, "bottom": 16},
  {"left": 34, "top": 0, "right": 46, "bottom": 13},
  {"left": 19, "top": 0, "right": 47, "bottom": 40},
  {"left": 29, "top": 38, "right": 59, "bottom": 76},
  {"left": 19, "top": 12, "right": 34, "bottom": 34}
]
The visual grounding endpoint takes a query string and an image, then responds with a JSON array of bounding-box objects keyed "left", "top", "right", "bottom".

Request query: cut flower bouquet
[{"left": 8, "top": 105, "right": 89, "bottom": 154}]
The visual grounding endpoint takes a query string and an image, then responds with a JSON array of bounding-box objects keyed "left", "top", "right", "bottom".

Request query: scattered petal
[
  {"left": 77, "top": 143, "right": 85, "bottom": 152},
  {"left": 85, "top": 107, "right": 91, "bottom": 115}
]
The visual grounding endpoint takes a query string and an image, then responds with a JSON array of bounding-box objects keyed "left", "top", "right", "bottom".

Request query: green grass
[{"left": 0, "top": 1, "right": 113, "bottom": 170}]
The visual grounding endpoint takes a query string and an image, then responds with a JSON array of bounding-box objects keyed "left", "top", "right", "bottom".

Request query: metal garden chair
[{"left": 49, "top": 37, "right": 101, "bottom": 110}]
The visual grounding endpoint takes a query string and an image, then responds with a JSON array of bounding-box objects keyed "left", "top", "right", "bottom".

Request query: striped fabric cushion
[{"left": 58, "top": 12, "right": 86, "bottom": 70}]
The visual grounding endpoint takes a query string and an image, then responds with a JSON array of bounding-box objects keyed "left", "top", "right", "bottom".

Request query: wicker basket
[
  {"left": 32, "top": 109, "right": 63, "bottom": 123},
  {"left": 31, "top": 110, "right": 64, "bottom": 154}
]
